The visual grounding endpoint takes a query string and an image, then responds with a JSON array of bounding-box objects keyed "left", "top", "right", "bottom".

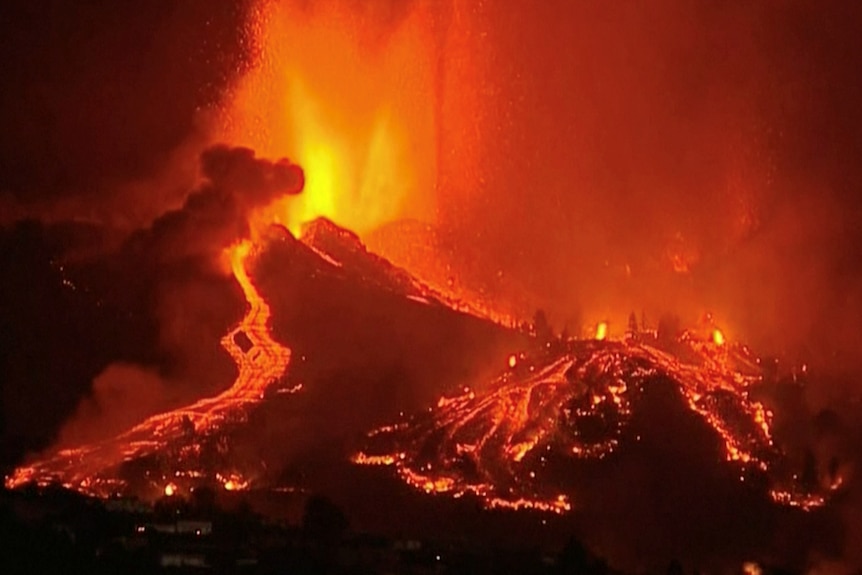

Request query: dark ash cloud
[{"left": 124, "top": 145, "right": 304, "bottom": 263}]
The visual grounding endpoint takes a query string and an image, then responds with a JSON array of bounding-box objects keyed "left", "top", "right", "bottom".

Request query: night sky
[{"left": 0, "top": 0, "right": 246, "bottom": 205}]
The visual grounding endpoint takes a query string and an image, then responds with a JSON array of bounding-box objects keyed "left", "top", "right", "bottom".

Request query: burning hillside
[{"left": 354, "top": 327, "right": 839, "bottom": 514}]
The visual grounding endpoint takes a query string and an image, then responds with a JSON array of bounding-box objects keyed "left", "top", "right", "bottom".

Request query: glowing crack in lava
[
  {"left": 5, "top": 241, "right": 293, "bottom": 497},
  {"left": 354, "top": 330, "right": 833, "bottom": 513}
]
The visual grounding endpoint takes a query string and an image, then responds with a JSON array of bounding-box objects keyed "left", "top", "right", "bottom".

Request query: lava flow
[
  {"left": 354, "top": 328, "right": 834, "bottom": 514},
  {"left": 5, "top": 240, "right": 293, "bottom": 497}
]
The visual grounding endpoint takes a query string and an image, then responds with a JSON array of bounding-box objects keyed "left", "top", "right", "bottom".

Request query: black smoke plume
[{"left": 123, "top": 144, "right": 303, "bottom": 265}]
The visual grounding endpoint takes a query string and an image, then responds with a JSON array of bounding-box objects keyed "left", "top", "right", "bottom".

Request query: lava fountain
[
  {"left": 222, "top": 0, "right": 442, "bottom": 236},
  {"left": 5, "top": 240, "right": 294, "bottom": 496}
]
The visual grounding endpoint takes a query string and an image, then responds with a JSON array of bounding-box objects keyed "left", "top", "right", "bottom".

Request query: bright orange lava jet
[{"left": 221, "top": 0, "right": 439, "bottom": 237}]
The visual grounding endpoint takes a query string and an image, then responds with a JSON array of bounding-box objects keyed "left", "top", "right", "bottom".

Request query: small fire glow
[
  {"left": 712, "top": 328, "right": 726, "bottom": 346},
  {"left": 217, "top": 472, "right": 250, "bottom": 492},
  {"left": 595, "top": 321, "right": 609, "bottom": 341},
  {"left": 164, "top": 483, "right": 177, "bottom": 497}
]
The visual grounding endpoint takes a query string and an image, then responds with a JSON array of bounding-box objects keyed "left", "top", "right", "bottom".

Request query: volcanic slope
[
  {"left": 354, "top": 332, "right": 835, "bottom": 514},
  {"left": 5, "top": 219, "right": 525, "bottom": 498}
]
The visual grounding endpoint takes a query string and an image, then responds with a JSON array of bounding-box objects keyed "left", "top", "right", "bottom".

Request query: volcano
[{"left": 8, "top": 218, "right": 840, "bottom": 516}]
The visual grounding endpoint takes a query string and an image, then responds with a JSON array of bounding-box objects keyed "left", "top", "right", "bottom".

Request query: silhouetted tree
[
  {"left": 628, "top": 312, "right": 639, "bottom": 334},
  {"left": 533, "top": 309, "right": 553, "bottom": 342},
  {"left": 657, "top": 313, "right": 681, "bottom": 344},
  {"left": 557, "top": 536, "right": 607, "bottom": 575},
  {"left": 761, "top": 356, "right": 780, "bottom": 383},
  {"left": 801, "top": 449, "right": 819, "bottom": 491},
  {"left": 180, "top": 415, "right": 195, "bottom": 436}
]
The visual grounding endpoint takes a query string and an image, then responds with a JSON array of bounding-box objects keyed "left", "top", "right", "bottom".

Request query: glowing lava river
[{"left": 5, "top": 240, "right": 294, "bottom": 497}]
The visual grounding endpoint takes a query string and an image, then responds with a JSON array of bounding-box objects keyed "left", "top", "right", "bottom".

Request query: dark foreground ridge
[{"left": 0, "top": 484, "right": 810, "bottom": 575}]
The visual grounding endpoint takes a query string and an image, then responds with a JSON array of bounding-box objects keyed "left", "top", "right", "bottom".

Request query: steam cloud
[{"left": 55, "top": 363, "right": 178, "bottom": 448}]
